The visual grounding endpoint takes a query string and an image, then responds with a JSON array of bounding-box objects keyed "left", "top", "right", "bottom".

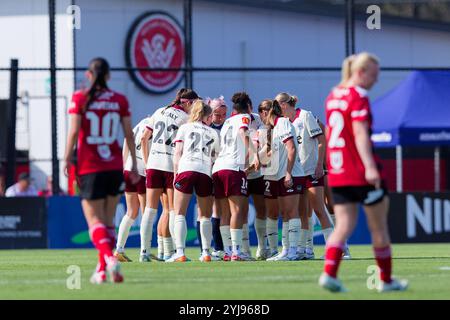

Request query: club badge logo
[{"left": 126, "top": 12, "right": 185, "bottom": 94}]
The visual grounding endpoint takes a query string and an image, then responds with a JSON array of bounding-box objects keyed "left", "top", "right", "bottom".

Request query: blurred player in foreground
[
  {"left": 319, "top": 52, "right": 408, "bottom": 293},
  {"left": 64, "top": 57, "right": 139, "bottom": 284}
]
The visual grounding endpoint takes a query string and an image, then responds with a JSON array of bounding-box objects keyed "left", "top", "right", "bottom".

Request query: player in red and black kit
[
  {"left": 64, "top": 57, "right": 139, "bottom": 284},
  {"left": 319, "top": 52, "right": 408, "bottom": 293}
]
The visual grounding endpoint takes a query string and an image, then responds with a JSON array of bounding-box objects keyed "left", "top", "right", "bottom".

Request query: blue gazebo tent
[{"left": 371, "top": 71, "right": 450, "bottom": 191}]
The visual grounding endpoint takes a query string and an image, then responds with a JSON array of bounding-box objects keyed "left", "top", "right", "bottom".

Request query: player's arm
[
  {"left": 122, "top": 138, "right": 129, "bottom": 165},
  {"left": 352, "top": 120, "right": 380, "bottom": 188},
  {"left": 239, "top": 127, "right": 250, "bottom": 173},
  {"left": 258, "top": 129, "right": 272, "bottom": 166},
  {"left": 121, "top": 116, "right": 138, "bottom": 174},
  {"left": 284, "top": 137, "right": 296, "bottom": 188},
  {"left": 63, "top": 114, "right": 81, "bottom": 176},
  {"left": 141, "top": 127, "right": 153, "bottom": 167},
  {"left": 173, "top": 141, "right": 183, "bottom": 175},
  {"left": 315, "top": 133, "right": 326, "bottom": 179}
]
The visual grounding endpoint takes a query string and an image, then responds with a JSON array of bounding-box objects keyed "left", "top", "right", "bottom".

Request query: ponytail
[
  {"left": 268, "top": 100, "right": 283, "bottom": 127},
  {"left": 275, "top": 92, "right": 297, "bottom": 107},
  {"left": 340, "top": 54, "right": 356, "bottom": 86},
  {"left": 340, "top": 52, "right": 379, "bottom": 86},
  {"left": 82, "top": 57, "right": 110, "bottom": 113},
  {"left": 189, "top": 100, "right": 212, "bottom": 122}
]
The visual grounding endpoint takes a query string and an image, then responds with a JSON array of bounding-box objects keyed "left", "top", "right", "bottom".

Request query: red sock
[
  {"left": 97, "top": 253, "right": 107, "bottom": 273},
  {"left": 324, "top": 243, "right": 344, "bottom": 278},
  {"left": 374, "top": 246, "right": 392, "bottom": 283},
  {"left": 90, "top": 223, "right": 113, "bottom": 260}
]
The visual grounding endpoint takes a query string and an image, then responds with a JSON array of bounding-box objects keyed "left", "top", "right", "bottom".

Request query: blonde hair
[
  {"left": 189, "top": 100, "right": 212, "bottom": 123},
  {"left": 274, "top": 92, "right": 298, "bottom": 107},
  {"left": 340, "top": 52, "right": 379, "bottom": 85}
]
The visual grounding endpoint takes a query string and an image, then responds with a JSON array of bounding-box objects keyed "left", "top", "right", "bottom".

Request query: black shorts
[
  {"left": 78, "top": 170, "right": 124, "bottom": 200},
  {"left": 331, "top": 184, "right": 387, "bottom": 206}
]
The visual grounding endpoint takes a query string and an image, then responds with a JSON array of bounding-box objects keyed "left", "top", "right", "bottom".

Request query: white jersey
[
  {"left": 262, "top": 117, "right": 304, "bottom": 181},
  {"left": 248, "top": 113, "right": 263, "bottom": 180},
  {"left": 174, "top": 121, "right": 220, "bottom": 177},
  {"left": 291, "top": 109, "right": 323, "bottom": 176},
  {"left": 146, "top": 105, "right": 189, "bottom": 172},
  {"left": 124, "top": 118, "right": 150, "bottom": 176},
  {"left": 212, "top": 113, "right": 251, "bottom": 174}
]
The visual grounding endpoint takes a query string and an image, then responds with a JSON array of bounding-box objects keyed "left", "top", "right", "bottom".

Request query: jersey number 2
[{"left": 328, "top": 111, "right": 345, "bottom": 148}]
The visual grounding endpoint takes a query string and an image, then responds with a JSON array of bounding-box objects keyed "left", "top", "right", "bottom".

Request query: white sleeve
[
  {"left": 280, "top": 120, "right": 294, "bottom": 144},
  {"left": 174, "top": 124, "right": 185, "bottom": 143},
  {"left": 305, "top": 111, "right": 323, "bottom": 138}
]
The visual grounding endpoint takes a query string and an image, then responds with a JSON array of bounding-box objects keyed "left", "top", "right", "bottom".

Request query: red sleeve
[
  {"left": 350, "top": 96, "right": 370, "bottom": 122},
  {"left": 119, "top": 95, "right": 131, "bottom": 117},
  {"left": 68, "top": 91, "right": 85, "bottom": 115}
]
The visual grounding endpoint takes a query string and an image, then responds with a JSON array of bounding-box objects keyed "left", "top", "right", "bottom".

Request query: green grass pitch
[{"left": 0, "top": 244, "right": 449, "bottom": 300}]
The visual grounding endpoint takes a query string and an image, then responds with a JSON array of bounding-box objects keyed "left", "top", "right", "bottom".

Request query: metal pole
[
  {"left": 5, "top": 59, "right": 18, "bottom": 188},
  {"left": 396, "top": 145, "right": 403, "bottom": 192},
  {"left": 345, "top": 0, "right": 355, "bottom": 56},
  {"left": 345, "top": 0, "right": 350, "bottom": 56},
  {"left": 183, "top": 0, "right": 193, "bottom": 89},
  {"left": 49, "top": 0, "right": 60, "bottom": 194},
  {"left": 350, "top": 0, "right": 355, "bottom": 54},
  {"left": 434, "top": 146, "right": 440, "bottom": 192}
]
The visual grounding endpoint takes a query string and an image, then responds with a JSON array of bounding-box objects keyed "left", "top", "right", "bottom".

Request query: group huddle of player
[
  {"left": 65, "top": 52, "right": 408, "bottom": 293},
  {"left": 114, "top": 89, "right": 343, "bottom": 265}
]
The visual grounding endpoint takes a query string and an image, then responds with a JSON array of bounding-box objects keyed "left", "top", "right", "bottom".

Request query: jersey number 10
[{"left": 86, "top": 112, "right": 120, "bottom": 145}]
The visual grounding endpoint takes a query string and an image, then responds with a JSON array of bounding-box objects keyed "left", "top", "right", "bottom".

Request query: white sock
[
  {"left": 174, "top": 215, "right": 186, "bottom": 255},
  {"left": 306, "top": 217, "right": 314, "bottom": 250},
  {"left": 322, "top": 227, "right": 333, "bottom": 244},
  {"left": 230, "top": 228, "right": 243, "bottom": 255},
  {"left": 281, "top": 222, "right": 289, "bottom": 252},
  {"left": 169, "top": 210, "right": 176, "bottom": 247},
  {"left": 140, "top": 207, "right": 157, "bottom": 255},
  {"left": 242, "top": 224, "right": 250, "bottom": 254},
  {"left": 298, "top": 228, "right": 308, "bottom": 252},
  {"left": 157, "top": 235, "right": 163, "bottom": 257},
  {"left": 288, "top": 218, "right": 301, "bottom": 255},
  {"left": 200, "top": 217, "right": 212, "bottom": 251},
  {"left": 163, "top": 237, "right": 174, "bottom": 257},
  {"left": 254, "top": 218, "right": 267, "bottom": 251},
  {"left": 116, "top": 215, "right": 135, "bottom": 252},
  {"left": 220, "top": 225, "right": 232, "bottom": 253},
  {"left": 266, "top": 218, "right": 278, "bottom": 251}
]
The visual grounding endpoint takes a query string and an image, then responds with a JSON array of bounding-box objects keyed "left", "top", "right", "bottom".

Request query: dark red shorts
[
  {"left": 264, "top": 176, "right": 305, "bottom": 199},
  {"left": 124, "top": 171, "right": 146, "bottom": 194},
  {"left": 212, "top": 170, "right": 248, "bottom": 199},
  {"left": 146, "top": 169, "right": 174, "bottom": 190},
  {"left": 248, "top": 176, "right": 265, "bottom": 196},
  {"left": 304, "top": 175, "right": 325, "bottom": 189},
  {"left": 174, "top": 171, "right": 213, "bottom": 197}
]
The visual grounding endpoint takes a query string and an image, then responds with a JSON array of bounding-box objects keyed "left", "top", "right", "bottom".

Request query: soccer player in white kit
[
  {"left": 257, "top": 100, "right": 280, "bottom": 259},
  {"left": 140, "top": 89, "right": 198, "bottom": 261},
  {"left": 247, "top": 109, "right": 268, "bottom": 260},
  {"left": 212, "top": 92, "right": 255, "bottom": 261},
  {"left": 260, "top": 100, "right": 305, "bottom": 261},
  {"left": 114, "top": 117, "right": 152, "bottom": 262},
  {"left": 275, "top": 93, "right": 334, "bottom": 260},
  {"left": 168, "top": 100, "right": 220, "bottom": 262}
]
